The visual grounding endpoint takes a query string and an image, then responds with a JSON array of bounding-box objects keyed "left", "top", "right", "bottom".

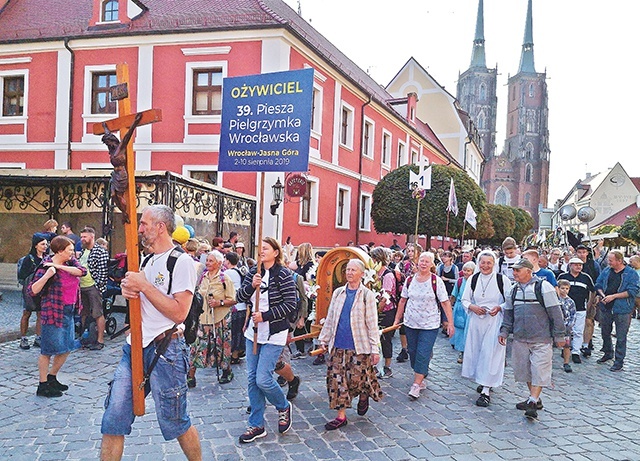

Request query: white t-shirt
[
  {"left": 401, "top": 274, "right": 449, "bottom": 330},
  {"left": 496, "top": 254, "right": 520, "bottom": 282},
  {"left": 128, "top": 249, "right": 196, "bottom": 348},
  {"left": 225, "top": 267, "right": 247, "bottom": 311},
  {"left": 244, "top": 268, "right": 288, "bottom": 346}
]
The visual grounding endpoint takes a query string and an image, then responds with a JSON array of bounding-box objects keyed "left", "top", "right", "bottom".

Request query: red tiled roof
[
  {"left": 631, "top": 177, "right": 640, "bottom": 192},
  {"left": 604, "top": 203, "right": 640, "bottom": 227},
  {"left": 0, "top": 0, "right": 456, "bottom": 164}
]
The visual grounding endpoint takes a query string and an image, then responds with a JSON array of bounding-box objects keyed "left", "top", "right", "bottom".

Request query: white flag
[
  {"left": 536, "top": 230, "right": 546, "bottom": 244},
  {"left": 447, "top": 178, "right": 458, "bottom": 216},
  {"left": 465, "top": 202, "right": 477, "bottom": 229}
]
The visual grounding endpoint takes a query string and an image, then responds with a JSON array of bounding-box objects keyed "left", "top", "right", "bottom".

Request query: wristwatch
[{"left": 220, "top": 299, "right": 225, "bottom": 306}]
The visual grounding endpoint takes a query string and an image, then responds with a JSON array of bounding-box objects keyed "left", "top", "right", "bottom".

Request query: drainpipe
[
  {"left": 63, "top": 38, "right": 75, "bottom": 169},
  {"left": 355, "top": 95, "right": 372, "bottom": 246}
]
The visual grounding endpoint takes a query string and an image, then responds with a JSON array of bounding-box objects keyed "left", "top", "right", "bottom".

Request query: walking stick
[{"left": 253, "top": 173, "right": 266, "bottom": 355}]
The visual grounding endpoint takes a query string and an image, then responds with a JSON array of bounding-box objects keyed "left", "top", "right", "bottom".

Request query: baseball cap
[
  {"left": 512, "top": 258, "right": 534, "bottom": 270},
  {"left": 576, "top": 244, "right": 589, "bottom": 251}
]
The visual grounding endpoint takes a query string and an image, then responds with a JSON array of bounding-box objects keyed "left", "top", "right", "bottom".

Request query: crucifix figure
[
  {"left": 101, "top": 112, "right": 143, "bottom": 223},
  {"left": 92, "top": 63, "right": 162, "bottom": 420}
]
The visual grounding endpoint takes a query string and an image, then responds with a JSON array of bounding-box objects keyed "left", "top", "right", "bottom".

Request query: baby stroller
[{"left": 103, "top": 253, "right": 127, "bottom": 336}]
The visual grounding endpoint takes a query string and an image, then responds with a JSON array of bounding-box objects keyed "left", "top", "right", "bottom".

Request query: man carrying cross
[{"left": 100, "top": 204, "right": 202, "bottom": 460}]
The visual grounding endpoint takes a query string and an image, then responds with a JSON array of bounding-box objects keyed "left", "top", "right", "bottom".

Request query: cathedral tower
[
  {"left": 456, "top": 0, "right": 498, "bottom": 161},
  {"left": 470, "top": 0, "right": 550, "bottom": 228}
]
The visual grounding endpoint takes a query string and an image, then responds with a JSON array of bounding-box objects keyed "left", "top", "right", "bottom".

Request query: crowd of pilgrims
[{"left": 178, "top": 232, "right": 639, "bottom": 442}]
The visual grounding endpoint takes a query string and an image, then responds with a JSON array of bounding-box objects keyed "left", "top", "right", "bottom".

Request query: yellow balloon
[{"left": 172, "top": 226, "right": 190, "bottom": 245}]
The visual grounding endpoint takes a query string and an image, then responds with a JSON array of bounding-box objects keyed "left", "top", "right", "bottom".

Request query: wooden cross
[{"left": 92, "top": 63, "right": 162, "bottom": 416}]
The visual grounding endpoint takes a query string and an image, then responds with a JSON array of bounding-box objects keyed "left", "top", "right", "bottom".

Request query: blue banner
[{"left": 218, "top": 68, "right": 314, "bottom": 172}]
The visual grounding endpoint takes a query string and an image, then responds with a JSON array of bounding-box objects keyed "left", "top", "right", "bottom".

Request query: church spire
[
  {"left": 469, "top": 0, "right": 486, "bottom": 68},
  {"left": 518, "top": 0, "right": 536, "bottom": 73}
]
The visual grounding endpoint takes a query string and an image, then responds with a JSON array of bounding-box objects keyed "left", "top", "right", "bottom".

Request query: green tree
[
  {"left": 511, "top": 207, "right": 535, "bottom": 244},
  {"left": 480, "top": 204, "right": 516, "bottom": 246},
  {"left": 619, "top": 212, "right": 640, "bottom": 244},
  {"left": 371, "top": 164, "right": 488, "bottom": 247}
]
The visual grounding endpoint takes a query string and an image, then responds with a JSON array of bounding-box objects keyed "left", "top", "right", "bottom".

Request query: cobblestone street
[{"left": 1, "top": 286, "right": 639, "bottom": 460}]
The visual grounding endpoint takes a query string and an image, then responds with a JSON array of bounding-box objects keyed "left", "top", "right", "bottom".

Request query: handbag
[
  {"left": 453, "top": 304, "right": 467, "bottom": 329},
  {"left": 23, "top": 265, "right": 52, "bottom": 312}
]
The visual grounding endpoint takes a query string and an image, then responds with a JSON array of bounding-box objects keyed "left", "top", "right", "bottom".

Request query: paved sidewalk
[{"left": 1, "top": 323, "right": 640, "bottom": 460}]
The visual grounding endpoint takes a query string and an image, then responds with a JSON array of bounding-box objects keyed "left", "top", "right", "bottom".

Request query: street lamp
[{"left": 270, "top": 178, "right": 284, "bottom": 215}]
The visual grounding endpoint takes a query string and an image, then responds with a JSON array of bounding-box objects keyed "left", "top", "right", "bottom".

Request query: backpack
[
  {"left": 382, "top": 267, "right": 404, "bottom": 306},
  {"left": 271, "top": 266, "right": 307, "bottom": 327},
  {"left": 141, "top": 246, "right": 204, "bottom": 345},
  {"left": 510, "top": 279, "right": 546, "bottom": 307},
  {"left": 470, "top": 273, "right": 506, "bottom": 300},
  {"left": 107, "top": 253, "right": 127, "bottom": 283},
  {"left": 23, "top": 261, "right": 52, "bottom": 312},
  {"left": 17, "top": 254, "right": 35, "bottom": 286},
  {"left": 290, "top": 272, "right": 308, "bottom": 327}
]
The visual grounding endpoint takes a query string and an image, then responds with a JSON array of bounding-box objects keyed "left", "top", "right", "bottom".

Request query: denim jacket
[{"left": 594, "top": 265, "right": 640, "bottom": 314}]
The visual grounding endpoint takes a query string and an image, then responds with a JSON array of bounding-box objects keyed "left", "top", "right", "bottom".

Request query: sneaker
[
  {"left": 312, "top": 354, "right": 325, "bottom": 366},
  {"left": 286, "top": 376, "right": 300, "bottom": 400},
  {"left": 516, "top": 398, "right": 543, "bottom": 410},
  {"left": 597, "top": 355, "right": 613, "bottom": 364},
  {"left": 419, "top": 381, "right": 427, "bottom": 391},
  {"left": 219, "top": 370, "right": 234, "bottom": 384},
  {"left": 396, "top": 348, "right": 409, "bottom": 363},
  {"left": 36, "top": 382, "right": 63, "bottom": 398},
  {"left": 324, "top": 417, "right": 347, "bottom": 431},
  {"left": 524, "top": 401, "right": 538, "bottom": 419},
  {"left": 610, "top": 363, "right": 623, "bottom": 372},
  {"left": 246, "top": 406, "right": 251, "bottom": 414},
  {"left": 187, "top": 377, "right": 196, "bottom": 388},
  {"left": 239, "top": 426, "right": 266, "bottom": 443},
  {"left": 33, "top": 336, "right": 41, "bottom": 348},
  {"left": 476, "top": 393, "right": 490, "bottom": 407},
  {"left": 357, "top": 396, "right": 370, "bottom": 416},
  {"left": 563, "top": 363, "right": 573, "bottom": 373},
  {"left": 47, "top": 374, "right": 69, "bottom": 392},
  {"left": 457, "top": 352, "right": 463, "bottom": 364},
  {"left": 571, "top": 354, "right": 582, "bottom": 364},
  {"left": 377, "top": 366, "right": 392, "bottom": 379},
  {"left": 580, "top": 346, "right": 591, "bottom": 358},
  {"left": 88, "top": 342, "right": 105, "bottom": 351},
  {"left": 277, "top": 375, "right": 287, "bottom": 387},
  {"left": 291, "top": 351, "right": 306, "bottom": 359},
  {"left": 278, "top": 403, "right": 292, "bottom": 434},
  {"left": 19, "top": 337, "right": 30, "bottom": 350},
  {"left": 476, "top": 385, "right": 492, "bottom": 394},
  {"left": 408, "top": 383, "right": 421, "bottom": 400}
]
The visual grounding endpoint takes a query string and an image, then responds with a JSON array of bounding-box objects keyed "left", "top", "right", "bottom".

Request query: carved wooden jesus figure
[{"left": 101, "top": 112, "right": 143, "bottom": 223}]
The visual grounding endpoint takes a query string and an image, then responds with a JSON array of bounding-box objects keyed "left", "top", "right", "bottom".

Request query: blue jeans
[
  {"left": 405, "top": 327, "right": 439, "bottom": 376},
  {"left": 101, "top": 339, "right": 191, "bottom": 441},
  {"left": 600, "top": 308, "right": 632, "bottom": 366},
  {"left": 246, "top": 339, "right": 289, "bottom": 428}
]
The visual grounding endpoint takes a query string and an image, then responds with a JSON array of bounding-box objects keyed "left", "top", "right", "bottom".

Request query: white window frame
[
  {"left": 397, "top": 140, "right": 407, "bottom": 167},
  {"left": 81, "top": 65, "right": 117, "bottom": 143},
  {"left": 381, "top": 130, "right": 391, "bottom": 169},
  {"left": 100, "top": 0, "right": 119, "bottom": 23},
  {"left": 184, "top": 61, "right": 227, "bottom": 123},
  {"left": 410, "top": 149, "right": 419, "bottom": 165},
  {"left": 359, "top": 192, "right": 372, "bottom": 231},
  {"left": 339, "top": 101, "right": 354, "bottom": 150},
  {"left": 362, "top": 117, "right": 374, "bottom": 159},
  {"left": 0, "top": 69, "right": 28, "bottom": 124},
  {"left": 299, "top": 176, "right": 319, "bottom": 226},
  {"left": 335, "top": 184, "right": 351, "bottom": 229},
  {"left": 311, "top": 83, "right": 323, "bottom": 135},
  {"left": 183, "top": 61, "right": 227, "bottom": 144}
]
